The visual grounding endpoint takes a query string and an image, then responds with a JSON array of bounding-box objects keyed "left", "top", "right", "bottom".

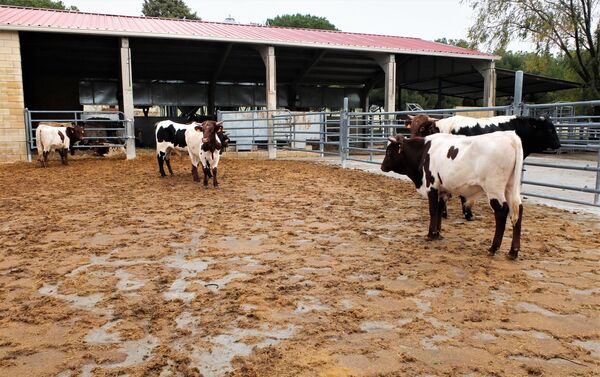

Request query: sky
[{"left": 72, "top": 1, "right": 482, "bottom": 44}]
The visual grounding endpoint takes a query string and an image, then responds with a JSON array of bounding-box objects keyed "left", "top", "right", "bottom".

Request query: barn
[{"left": 0, "top": 4, "right": 544, "bottom": 163}]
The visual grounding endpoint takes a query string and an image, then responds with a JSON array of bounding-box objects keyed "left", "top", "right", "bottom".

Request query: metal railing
[{"left": 25, "top": 109, "right": 130, "bottom": 162}]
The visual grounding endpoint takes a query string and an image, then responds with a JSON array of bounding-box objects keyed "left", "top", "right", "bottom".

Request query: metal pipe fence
[{"left": 24, "top": 109, "right": 130, "bottom": 162}]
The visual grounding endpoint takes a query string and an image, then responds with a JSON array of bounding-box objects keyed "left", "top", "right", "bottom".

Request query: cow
[
  {"left": 155, "top": 120, "right": 195, "bottom": 177},
  {"left": 406, "top": 114, "right": 560, "bottom": 220},
  {"left": 35, "top": 123, "right": 85, "bottom": 167},
  {"left": 381, "top": 131, "right": 524, "bottom": 259},
  {"left": 155, "top": 120, "right": 230, "bottom": 177},
  {"left": 185, "top": 120, "right": 224, "bottom": 188}
]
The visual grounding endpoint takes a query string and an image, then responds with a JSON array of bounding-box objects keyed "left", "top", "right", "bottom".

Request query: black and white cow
[
  {"left": 36, "top": 123, "right": 85, "bottom": 167},
  {"left": 155, "top": 120, "right": 196, "bottom": 177},
  {"left": 407, "top": 114, "right": 560, "bottom": 220},
  {"left": 381, "top": 131, "right": 524, "bottom": 259},
  {"left": 185, "top": 120, "right": 224, "bottom": 188},
  {"left": 155, "top": 120, "right": 230, "bottom": 177}
]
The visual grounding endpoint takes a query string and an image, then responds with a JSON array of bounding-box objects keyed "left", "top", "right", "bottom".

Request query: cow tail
[
  {"left": 508, "top": 135, "right": 524, "bottom": 225},
  {"left": 36, "top": 127, "right": 43, "bottom": 156}
]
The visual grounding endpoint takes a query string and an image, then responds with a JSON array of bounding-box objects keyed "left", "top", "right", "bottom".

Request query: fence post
[
  {"left": 319, "top": 113, "right": 325, "bottom": 157},
  {"left": 24, "top": 108, "right": 32, "bottom": 163},
  {"left": 340, "top": 97, "right": 349, "bottom": 168},
  {"left": 513, "top": 70, "right": 524, "bottom": 116},
  {"left": 596, "top": 149, "right": 600, "bottom": 205}
]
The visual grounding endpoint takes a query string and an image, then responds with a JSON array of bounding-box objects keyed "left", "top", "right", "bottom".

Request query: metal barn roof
[{"left": 0, "top": 5, "right": 495, "bottom": 59}]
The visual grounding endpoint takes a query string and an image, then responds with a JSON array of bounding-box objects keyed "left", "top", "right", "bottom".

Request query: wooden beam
[{"left": 292, "top": 50, "right": 327, "bottom": 87}]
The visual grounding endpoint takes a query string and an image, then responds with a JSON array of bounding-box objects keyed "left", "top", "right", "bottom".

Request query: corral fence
[
  {"left": 219, "top": 83, "right": 600, "bottom": 208},
  {"left": 24, "top": 110, "right": 132, "bottom": 162}
]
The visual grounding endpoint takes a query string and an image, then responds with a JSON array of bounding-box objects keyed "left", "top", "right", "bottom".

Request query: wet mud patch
[{"left": 0, "top": 153, "right": 599, "bottom": 376}]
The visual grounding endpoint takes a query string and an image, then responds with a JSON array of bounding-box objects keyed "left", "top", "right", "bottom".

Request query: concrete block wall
[{"left": 0, "top": 31, "right": 27, "bottom": 163}]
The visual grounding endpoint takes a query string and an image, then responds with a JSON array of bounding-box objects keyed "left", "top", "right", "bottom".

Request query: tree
[
  {"left": 0, "top": 0, "right": 78, "bottom": 10},
  {"left": 141, "top": 0, "right": 199, "bottom": 20},
  {"left": 465, "top": 0, "right": 599, "bottom": 99},
  {"left": 266, "top": 14, "right": 337, "bottom": 30},
  {"left": 434, "top": 38, "right": 475, "bottom": 50}
]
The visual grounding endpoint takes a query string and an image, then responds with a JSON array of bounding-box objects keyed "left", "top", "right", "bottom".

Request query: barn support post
[
  {"left": 340, "top": 97, "right": 349, "bottom": 168},
  {"left": 120, "top": 37, "right": 135, "bottom": 160},
  {"left": 258, "top": 45, "right": 277, "bottom": 159},
  {"left": 476, "top": 60, "right": 496, "bottom": 108},
  {"left": 371, "top": 53, "right": 396, "bottom": 135},
  {"left": 513, "top": 70, "right": 524, "bottom": 116}
]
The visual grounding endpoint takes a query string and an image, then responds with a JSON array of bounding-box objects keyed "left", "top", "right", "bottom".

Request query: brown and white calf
[
  {"left": 381, "top": 131, "right": 524, "bottom": 259},
  {"left": 36, "top": 123, "right": 85, "bottom": 167},
  {"left": 185, "top": 120, "right": 224, "bottom": 188}
]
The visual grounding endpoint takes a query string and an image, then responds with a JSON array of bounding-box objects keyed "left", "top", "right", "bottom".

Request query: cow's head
[
  {"left": 531, "top": 117, "right": 561, "bottom": 151},
  {"left": 199, "top": 120, "right": 223, "bottom": 149},
  {"left": 66, "top": 123, "right": 85, "bottom": 155},
  {"left": 381, "top": 134, "right": 408, "bottom": 173},
  {"left": 406, "top": 115, "right": 440, "bottom": 137}
]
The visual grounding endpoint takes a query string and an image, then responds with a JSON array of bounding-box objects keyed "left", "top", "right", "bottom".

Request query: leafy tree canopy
[
  {"left": 142, "top": 0, "right": 199, "bottom": 20},
  {"left": 0, "top": 0, "right": 78, "bottom": 10},
  {"left": 434, "top": 38, "right": 475, "bottom": 50},
  {"left": 465, "top": 0, "right": 599, "bottom": 98},
  {"left": 266, "top": 13, "right": 337, "bottom": 30}
]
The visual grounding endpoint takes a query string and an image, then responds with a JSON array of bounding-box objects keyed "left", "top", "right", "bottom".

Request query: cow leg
[
  {"left": 43, "top": 151, "right": 49, "bottom": 168},
  {"left": 191, "top": 164, "right": 200, "bottom": 182},
  {"left": 203, "top": 167, "right": 209, "bottom": 187},
  {"left": 165, "top": 158, "right": 174, "bottom": 176},
  {"left": 461, "top": 196, "right": 474, "bottom": 221},
  {"left": 427, "top": 189, "right": 442, "bottom": 240},
  {"left": 436, "top": 196, "right": 445, "bottom": 235},
  {"left": 213, "top": 167, "right": 219, "bottom": 188},
  {"left": 157, "top": 153, "right": 167, "bottom": 177},
  {"left": 441, "top": 200, "right": 448, "bottom": 219},
  {"left": 508, "top": 204, "right": 524, "bottom": 260},
  {"left": 61, "top": 148, "right": 69, "bottom": 165},
  {"left": 489, "top": 199, "right": 509, "bottom": 255}
]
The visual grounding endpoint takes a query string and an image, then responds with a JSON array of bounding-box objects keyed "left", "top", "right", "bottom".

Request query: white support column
[
  {"left": 477, "top": 60, "right": 496, "bottom": 107},
  {"left": 120, "top": 37, "right": 135, "bottom": 159},
  {"left": 258, "top": 45, "right": 277, "bottom": 159},
  {"left": 375, "top": 54, "right": 396, "bottom": 113}
]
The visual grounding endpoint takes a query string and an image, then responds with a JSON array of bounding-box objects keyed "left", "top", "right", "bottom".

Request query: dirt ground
[{"left": 0, "top": 151, "right": 599, "bottom": 377}]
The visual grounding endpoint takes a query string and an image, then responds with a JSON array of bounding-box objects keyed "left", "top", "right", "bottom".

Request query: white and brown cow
[
  {"left": 36, "top": 123, "right": 85, "bottom": 167},
  {"left": 407, "top": 114, "right": 560, "bottom": 220},
  {"left": 381, "top": 131, "right": 524, "bottom": 259},
  {"left": 185, "top": 120, "right": 224, "bottom": 188}
]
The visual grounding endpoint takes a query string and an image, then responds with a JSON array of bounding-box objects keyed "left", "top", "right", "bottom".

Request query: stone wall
[{"left": 0, "top": 31, "right": 27, "bottom": 163}]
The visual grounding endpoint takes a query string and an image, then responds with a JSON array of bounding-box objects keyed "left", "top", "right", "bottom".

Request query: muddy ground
[{"left": 0, "top": 151, "right": 599, "bottom": 377}]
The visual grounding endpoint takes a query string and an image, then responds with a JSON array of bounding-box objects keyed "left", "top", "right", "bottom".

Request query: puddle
[
  {"left": 294, "top": 297, "right": 330, "bottom": 314},
  {"left": 115, "top": 269, "right": 145, "bottom": 292},
  {"left": 472, "top": 332, "right": 497, "bottom": 341},
  {"left": 176, "top": 311, "right": 198, "bottom": 334},
  {"left": 524, "top": 269, "right": 546, "bottom": 279},
  {"left": 191, "top": 324, "right": 295, "bottom": 377},
  {"left": 496, "top": 328, "right": 551, "bottom": 340},
  {"left": 38, "top": 283, "right": 109, "bottom": 316},
  {"left": 573, "top": 340, "right": 600, "bottom": 358},
  {"left": 85, "top": 320, "right": 121, "bottom": 344},
  {"left": 80, "top": 335, "right": 159, "bottom": 376},
  {"left": 516, "top": 302, "right": 560, "bottom": 317},
  {"left": 411, "top": 298, "right": 431, "bottom": 313},
  {"left": 569, "top": 287, "right": 600, "bottom": 296},
  {"left": 360, "top": 321, "right": 394, "bottom": 332}
]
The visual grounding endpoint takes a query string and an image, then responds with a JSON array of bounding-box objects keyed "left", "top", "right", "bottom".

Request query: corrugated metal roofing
[{"left": 0, "top": 5, "right": 495, "bottom": 59}]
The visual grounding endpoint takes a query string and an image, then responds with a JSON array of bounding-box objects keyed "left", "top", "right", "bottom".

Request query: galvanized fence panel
[{"left": 25, "top": 109, "right": 129, "bottom": 162}]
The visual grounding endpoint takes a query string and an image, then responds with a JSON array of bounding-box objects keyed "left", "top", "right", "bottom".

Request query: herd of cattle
[{"left": 34, "top": 114, "right": 561, "bottom": 259}]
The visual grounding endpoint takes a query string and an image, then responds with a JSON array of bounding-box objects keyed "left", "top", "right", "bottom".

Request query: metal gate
[{"left": 24, "top": 109, "right": 131, "bottom": 162}]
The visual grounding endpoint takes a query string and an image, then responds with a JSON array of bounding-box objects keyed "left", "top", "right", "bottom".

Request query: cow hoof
[
  {"left": 442, "top": 212, "right": 448, "bottom": 219},
  {"left": 465, "top": 214, "right": 474, "bottom": 221},
  {"left": 427, "top": 233, "right": 443, "bottom": 241},
  {"left": 507, "top": 250, "right": 519, "bottom": 260},
  {"left": 488, "top": 245, "right": 499, "bottom": 255}
]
